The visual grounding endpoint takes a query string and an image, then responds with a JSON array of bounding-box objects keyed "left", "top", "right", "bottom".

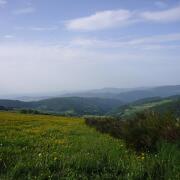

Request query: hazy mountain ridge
[
  {"left": 60, "top": 85, "right": 180, "bottom": 102},
  {"left": 1, "top": 85, "right": 180, "bottom": 102},
  {"left": 0, "top": 85, "right": 180, "bottom": 116}
]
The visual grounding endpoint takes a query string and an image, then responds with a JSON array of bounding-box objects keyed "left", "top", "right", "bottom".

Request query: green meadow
[{"left": 0, "top": 111, "right": 179, "bottom": 179}]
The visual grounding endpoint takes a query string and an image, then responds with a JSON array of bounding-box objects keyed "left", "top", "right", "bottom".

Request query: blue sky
[{"left": 0, "top": 0, "right": 180, "bottom": 94}]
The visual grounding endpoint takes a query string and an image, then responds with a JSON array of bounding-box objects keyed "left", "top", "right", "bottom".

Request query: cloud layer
[
  {"left": 70, "top": 33, "right": 180, "bottom": 50},
  {"left": 0, "top": 36, "right": 179, "bottom": 94},
  {"left": 142, "top": 6, "right": 180, "bottom": 22},
  {"left": 67, "top": 6, "right": 180, "bottom": 31}
]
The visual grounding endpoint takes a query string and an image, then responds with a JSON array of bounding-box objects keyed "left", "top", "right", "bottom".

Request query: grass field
[{"left": 0, "top": 112, "right": 179, "bottom": 179}]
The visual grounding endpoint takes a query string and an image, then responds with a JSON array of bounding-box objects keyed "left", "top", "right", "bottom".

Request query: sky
[{"left": 0, "top": 0, "right": 180, "bottom": 95}]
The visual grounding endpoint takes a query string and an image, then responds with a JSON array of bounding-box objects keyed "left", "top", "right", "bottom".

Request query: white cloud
[
  {"left": 66, "top": 9, "right": 134, "bottom": 31},
  {"left": 70, "top": 33, "right": 180, "bottom": 49},
  {"left": 66, "top": 6, "right": 180, "bottom": 31},
  {"left": 0, "top": 0, "right": 7, "bottom": 7},
  {"left": 13, "top": 7, "right": 35, "bottom": 15},
  {"left": 127, "top": 33, "right": 180, "bottom": 45},
  {"left": 141, "top": 6, "right": 180, "bottom": 22}
]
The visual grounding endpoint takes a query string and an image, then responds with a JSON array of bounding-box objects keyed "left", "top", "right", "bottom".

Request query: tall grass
[{"left": 0, "top": 111, "right": 180, "bottom": 179}]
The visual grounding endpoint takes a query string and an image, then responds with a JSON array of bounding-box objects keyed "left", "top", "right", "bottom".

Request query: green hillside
[
  {"left": 0, "top": 97, "right": 123, "bottom": 116},
  {"left": 110, "top": 96, "right": 180, "bottom": 118},
  {"left": 151, "top": 98, "right": 180, "bottom": 117},
  {"left": 35, "top": 97, "right": 123, "bottom": 115}
]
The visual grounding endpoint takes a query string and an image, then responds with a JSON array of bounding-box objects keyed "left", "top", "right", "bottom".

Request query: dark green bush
[
  {"left": 20, "top": 109, "right": 40, "bottom": 115},
  {"left": 85, "top": 111, "right": 180, "bottom": 152}
]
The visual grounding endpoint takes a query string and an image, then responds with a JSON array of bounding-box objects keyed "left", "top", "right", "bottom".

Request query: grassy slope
[
  {"left": 151, "top": 99, "right": 180, "bottom": 117},
  {"left": 122, "top": 99, "right": 172, "bottom": 117},
  {"left": 110, "top": 98, "right": 175, "bottom": 118},
  {"left": 0, "top": 112, "right": 179, "bottom": 179}
]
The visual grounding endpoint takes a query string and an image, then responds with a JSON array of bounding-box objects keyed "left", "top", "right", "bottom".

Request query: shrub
[
  {"left": 85, "top": 111, "right": 180, "bottom": 152},
  {"left": 20, "top": 109, "right": 40, "bottom": 115}
]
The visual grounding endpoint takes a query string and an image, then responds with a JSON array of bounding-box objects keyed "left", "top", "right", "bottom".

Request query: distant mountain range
[
  {"left": 1, "top": 85, "right": 180, "bottom": 102},
  {"left": 0, "top": 85, "right": 180, "bottom": 116},
  {"left": 60, "top": 85, "right": 180, "bottom": 102}
]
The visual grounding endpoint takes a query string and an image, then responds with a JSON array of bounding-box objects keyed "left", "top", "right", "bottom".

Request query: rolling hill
[
  {"left": 110, "top": 95, "right": 180, "bottom": 118},
  {"left": 0, "top": 97, "right": 123, "bottom": 116}
]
